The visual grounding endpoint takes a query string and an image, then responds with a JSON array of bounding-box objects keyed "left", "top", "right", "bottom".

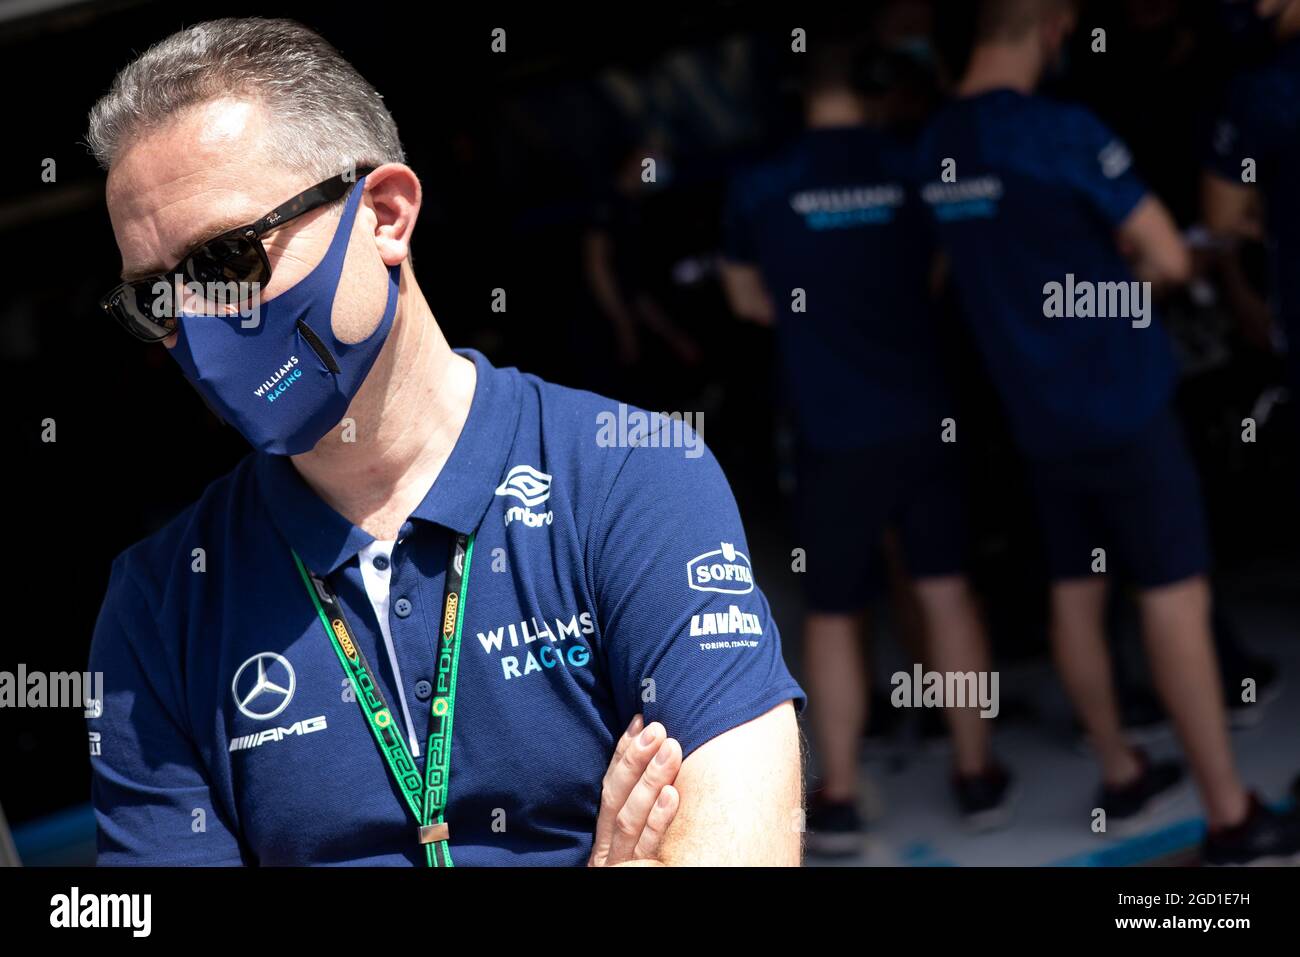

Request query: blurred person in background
[
  {"left": 583, "top": 141, "right": 703, "bottom": 387},
  {"left": 1202, "top": 0, "right": 1300, "bottom": 807},
  {"left": 1053, "top": 0, "right": 1282, "bottom": 752},
  {"left": 1203, "top": 0, "right": 1300, "bottom": 429},
  {"left": 918, "top": 0, "right": 1300, "bottom": 863},
  {"left": 721, "top": 36, "right": 1011, "bottom": 856}
]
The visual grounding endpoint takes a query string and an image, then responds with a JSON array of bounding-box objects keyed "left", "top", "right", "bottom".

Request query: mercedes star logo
[{"left": 232, "top": 652, "right": 296, "bottom": 721}]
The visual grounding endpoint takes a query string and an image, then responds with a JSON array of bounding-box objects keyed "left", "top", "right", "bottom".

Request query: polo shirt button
[
  {"left": 394, "top": 597, "right": 412, "bottom": 618},
  {"left": 414, "top": 680, "right": 432, "bottom": 701},
  {"left": 372, "top": 554, "right": 389, "bottom": 571}
]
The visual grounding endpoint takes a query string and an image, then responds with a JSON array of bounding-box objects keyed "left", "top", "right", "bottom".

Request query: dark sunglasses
[{"left": 100, "top": 167, "right": 375, "bottom": 342}]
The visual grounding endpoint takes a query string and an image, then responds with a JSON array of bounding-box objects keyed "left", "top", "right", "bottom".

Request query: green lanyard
[{"left": 292, "top": 532, "right": 475, "bottom": 867}]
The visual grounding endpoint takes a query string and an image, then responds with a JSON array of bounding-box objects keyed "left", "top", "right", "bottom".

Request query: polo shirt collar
[
  {"left": 255, "top": 348, "right": 519, "bottom": 575},
  {"left": 409, "top": 348, "right": 520, "bottom": 535}
]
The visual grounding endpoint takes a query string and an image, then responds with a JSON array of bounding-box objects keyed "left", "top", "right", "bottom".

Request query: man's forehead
[{"left": 106, "top": 98, "right": 298, "bottom": 278}]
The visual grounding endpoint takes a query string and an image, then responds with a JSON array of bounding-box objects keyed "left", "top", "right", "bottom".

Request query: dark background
[{"left": 1, "top": 0, "right": 1297, "bottom": 849}]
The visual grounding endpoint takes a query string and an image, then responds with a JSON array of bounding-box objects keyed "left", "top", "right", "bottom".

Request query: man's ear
[{"left": 363, "top": 163, "right": 421, "bottom": 267}]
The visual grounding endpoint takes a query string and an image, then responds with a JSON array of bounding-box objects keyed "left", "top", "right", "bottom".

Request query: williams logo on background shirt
[
  {"left": 921, "top": 176, "right": 1003, "bottom": 221},
  {"left": 687, "top": 542, "right": 754, "bottom": 595},
  {"left": 495, "top": 464, "right": 554, "bottom": 528},
  {"left": 789, "top": 184, "right": 903, "bottom": 229}
]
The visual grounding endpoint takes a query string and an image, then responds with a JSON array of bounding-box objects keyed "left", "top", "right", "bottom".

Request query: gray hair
[{"left": 86, "top": 17, "right": 405, "bottom": 181}]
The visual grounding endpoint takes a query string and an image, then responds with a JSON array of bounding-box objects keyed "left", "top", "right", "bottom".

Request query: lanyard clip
[{"left": 419, "top": 823, "right": 450, "bottom": 845}]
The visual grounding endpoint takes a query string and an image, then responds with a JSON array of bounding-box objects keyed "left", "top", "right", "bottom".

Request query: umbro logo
[
  {"left": 495, "top": 464, "right": 552, "bottom": 507},
  {"left": 496, "top": 465, "right": 555, "bottom": 529}
]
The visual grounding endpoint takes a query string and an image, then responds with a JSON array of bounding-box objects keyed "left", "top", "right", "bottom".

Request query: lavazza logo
[
  {"left": 690, "top": 604, "right": 761, "bottom": 638},
  {"left": 687, "top": 542, "right": 754, "bottom": 595},
  {"left": 228, "top": 652, "right": 327, "bottom": 753},
  {"left": 496, "top": 464, "right": 554, "bottom": 528}
]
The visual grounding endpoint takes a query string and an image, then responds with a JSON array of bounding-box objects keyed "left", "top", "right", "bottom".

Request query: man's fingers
[
  {"left": 591, "top": 716, "right": 659, "bottom": 864},
  {"left": 633, "top": 784, "right": 679, "bottom": 862},
  {"left": 608, "top": 714, "right": 644, "bottom": 774},
  {"left": 608, "top": 736, "right": 682, "bottom": 864},
  {"left": 604, "top": 721, "right": 665, "bottom": 811}
]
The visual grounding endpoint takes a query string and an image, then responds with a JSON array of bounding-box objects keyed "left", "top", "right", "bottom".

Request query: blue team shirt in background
[
  {"left": 88, "top": 349, "right": 805, "bottom": 865},
  {"left": 723, "top": 126, "right": 951, "bottom": 451},
  {"left": 1206, "top": 38, "right": 1300, "bottom": 395},
  {"left": 916, "top": 90, "right": 1178, "bottom": 460}
]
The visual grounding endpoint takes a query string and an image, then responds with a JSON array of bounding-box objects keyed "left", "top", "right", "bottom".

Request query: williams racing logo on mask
[
  {"left": 495, "top": 464, "right": 554, "bottom": 528},
  {"left": 253, "top": 355, "right": 303, "bottom": 404},
  {"left": 687, "top": 542, "right": 754, "bottom": 595}
]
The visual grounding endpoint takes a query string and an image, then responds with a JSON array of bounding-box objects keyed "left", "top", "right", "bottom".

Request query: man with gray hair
[{"left": 86, "top": 17, "right": 804, "bottom": 867}]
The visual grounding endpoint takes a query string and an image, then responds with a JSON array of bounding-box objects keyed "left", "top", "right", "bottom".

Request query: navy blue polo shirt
[
  {"left": 87, "top": 349, "right": 805, "bottom": 866},
  {"left": 916, "top": 90, "right": 1178, "bottom": 460},
  {"left": 1205, "top": 37, "right": 1300, "bottom": 396},
  {"left": 723, "top": 126, "right": 951, "bottom": 451}
]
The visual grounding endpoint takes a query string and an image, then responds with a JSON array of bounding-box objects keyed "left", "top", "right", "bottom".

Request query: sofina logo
[
  {"left": 687, "top": 542, "right": 754, "bottom": 595},
  {"left": 496, "top": 464, "right": 554, "bottom": 528}
]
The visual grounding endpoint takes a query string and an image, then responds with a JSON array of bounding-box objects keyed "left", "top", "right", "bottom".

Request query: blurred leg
[
  {"left": 1138, "top": 575, "right": 1248, "bottom": 828},
  {"left": 914, "top": 574, "right": 992, "bottom": 776},
  {"left": 1050, "top": 578, "right": 1140, "bottom": 786},
  {"left": 884, "top": 529, "right": 926, "bottom": 663},
  {"left": 803, "top": 612, "right": 866, "bottom": 802}
]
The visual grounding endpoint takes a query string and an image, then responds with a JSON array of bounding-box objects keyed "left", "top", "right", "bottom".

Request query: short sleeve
[
  {"left": 1061, "top": 107, "right": 1148, "bottom": 226},
  {"left": 722, "top": 173, "right": 760, "bottom": 264},
  {"left": 590, "top": 426, "right": 805, "bottom": 759},
  {"left": 88, "top": 554, "right": 247, "bottom": 865}
]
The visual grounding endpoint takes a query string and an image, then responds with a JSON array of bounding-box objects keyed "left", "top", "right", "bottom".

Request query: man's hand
[{"left": 588, "top": 714, "right": 682, "bottom": 866}]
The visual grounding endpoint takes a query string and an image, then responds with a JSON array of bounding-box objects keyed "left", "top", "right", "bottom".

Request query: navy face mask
[{"left": 169, "top": 174, "right": 399, "bottom": 455}]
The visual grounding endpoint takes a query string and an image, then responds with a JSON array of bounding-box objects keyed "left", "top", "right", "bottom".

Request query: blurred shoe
[
  {"left": 805, "top": 795, "right": 865, "bottom": 858},
  {"left": 954, "top": 762, "right": 1017, "bottom": 832},
  {"left": 1203, "top": 794, "right": 1300, "bottom": 866},
  {"left": 1097, "top": 750, "right": 1185, "bottom": 833},
  {"left": 1222, "top": 657, "right": 1280, "bottom": 730}
]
